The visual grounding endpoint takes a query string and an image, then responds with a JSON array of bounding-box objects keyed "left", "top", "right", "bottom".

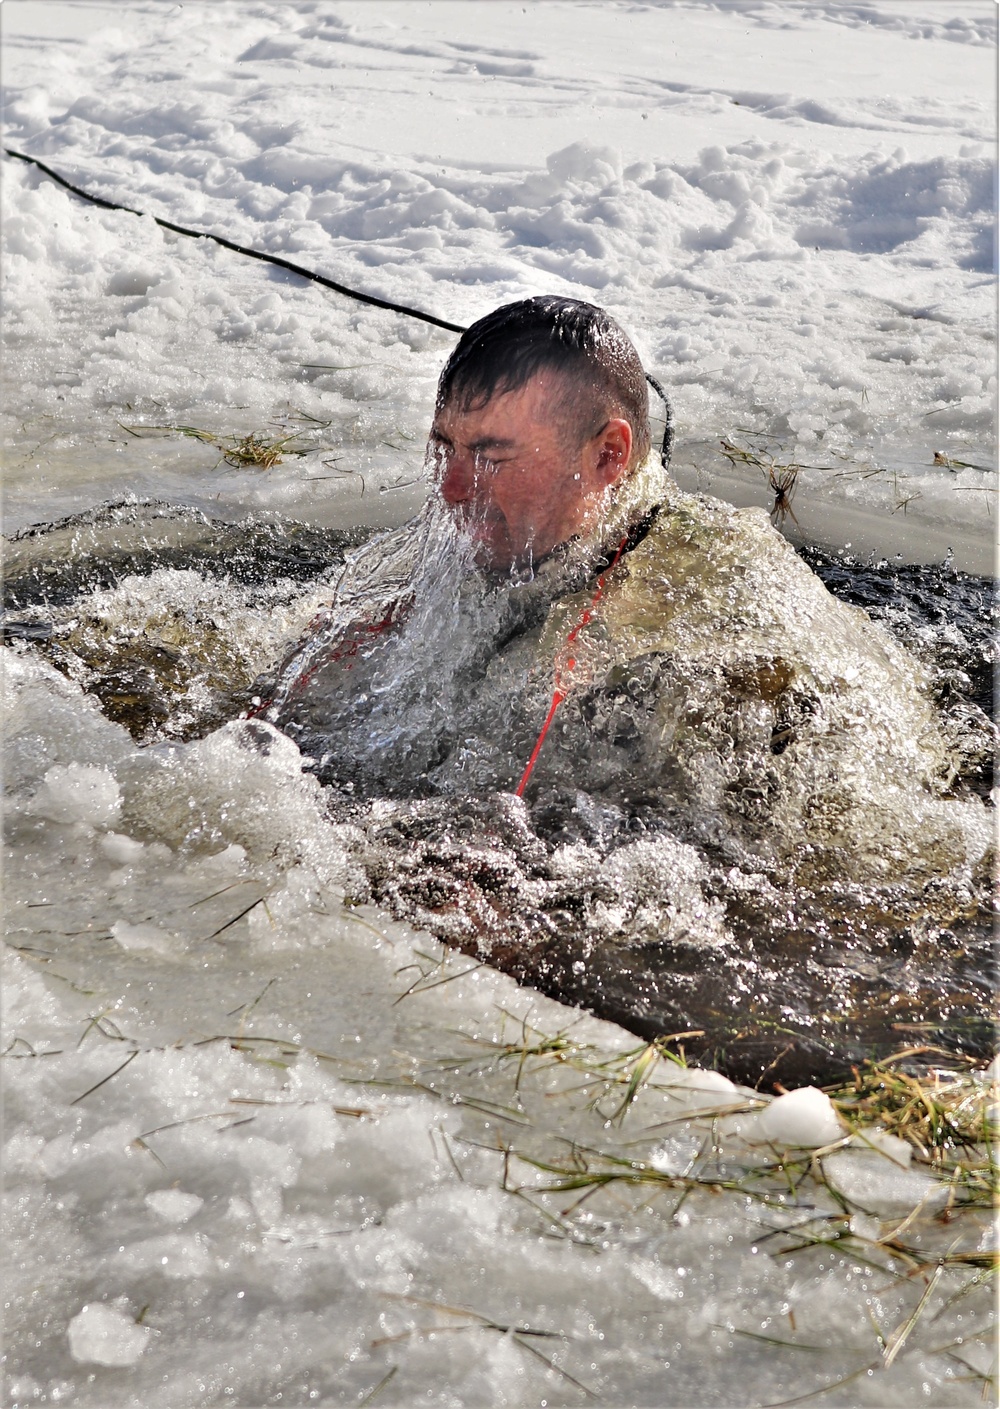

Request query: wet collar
[{"left": 526, "top": 452, "right": 670, "bottom": 583}]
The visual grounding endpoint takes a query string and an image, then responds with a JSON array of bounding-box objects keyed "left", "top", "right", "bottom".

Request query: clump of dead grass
[
  {"left": 118, "top": 409, "right": 340, "bottom": 470},
  {"left": 823, "top": 1048, "right": 997, "bottom": 1197},
  {"left": 719, "top": 433, "right": 816, "bottom": 524},
  {"left": 120, "top": 421, "right": 302, "bottom": 467}
]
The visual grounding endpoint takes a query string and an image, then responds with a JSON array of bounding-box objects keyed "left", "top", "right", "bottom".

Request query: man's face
[{"left": 428, "top": 370, "right": 632, "bottom": 571}]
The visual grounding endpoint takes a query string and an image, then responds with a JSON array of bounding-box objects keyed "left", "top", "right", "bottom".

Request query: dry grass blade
[
  {"left": 205, "top": 896, "right": 266, "bottom": 939},
  {"left": 440, "top": 1020, "right": 590, "bottom": 1074},
  {"left": 715, "top": 1324, "right": 826, "bottom": 1352},
  {"left": 375, "top": 1293, "right": 595, "bottom": 1399},
  {"left": 2, "top": 1036, "right": 38, "bottom": 1057},
  {"left": 130, "top": 1135, "right": 167, "bottom": 1171},
  {"left": 762, "top": 1358, "right": 880, "bottom": 1408},
  {"left": 138, "top": 1110, "right": 241, "bottom": 1140},
  {"left": 434, "top": 1124, "right": 465, "bottom": 1181},
  {"left": 70, "top": 1049, "right": 139, "bottom": 1104},
  {"left": 607, "top": 1042, "right": 660, "bottom": 1124},
  {"left": 882, "top": 1263, "right": 944, "bottom": 1368},
  {"left": 512, "top": 1332, "right": 599, "bottom": 1400},
  {"left": 359, "top": 1365, "right": 397, "bottom": 1406},
  {"left": 719, "top": 435, "right": 814, "bottom": 525},
  {"left": 766, "top": 1328, "right": 995, "bottom": 1409},
  {"left": 229, "top": 1096, "right": 371, "bottom": 1119},
  {"left": 226, "top": 977, "right": 275, "bottom": 1021},
  {"left": 933, "top": 451, "right": 993, "bottom": 472},
  {"left": 392, "top": 962, "right": 485, "bottom": 1006},
  {"left": 765, "top": 462, "right": 800, "bottom": 526},
  {"left": 76, "top": 1010, "right": 126, "bottom": 1048},
  {"left": 118, "top": 421, "right": 216, "bottom": 444},
  {"left": 190, "top": 880, "right": 257, "bottom": 909},
  {"left": 513, "top": 1142, "right": 775, "bottom": 1205},
  {"left": 222, "top": 432, "right": 286, "bottom": 468}
]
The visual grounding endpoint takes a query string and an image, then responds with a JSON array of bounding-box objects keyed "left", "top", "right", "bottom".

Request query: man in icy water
[{"left": 267, "top": 297, "right": 989, "bottom": 889}]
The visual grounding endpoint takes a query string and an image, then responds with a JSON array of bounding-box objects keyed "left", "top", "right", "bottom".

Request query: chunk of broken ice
[
  {"left": 145, "top": 1188, "right": 204, "bottom": 1224},
  {"left": 30, "top": 763, "right": 121, "bottom": 828},
  {"left": 67, "top": 1303, "right": 152, "bottom": 1367},
  {"left": 755, "top": 1086, "right": 844, "bottom": 1148},
  {"left": 111, "top": 920, "right": 173, "bottom": 956},
  {"left": 100, "top": 831, "right": 147, "bottom": 865},
  {"left": 851, "top": 1128, "right": 912, "bottom": 1166},
  {"left": 823, "top": 1149, "right": 947, "bottom": 1216}
]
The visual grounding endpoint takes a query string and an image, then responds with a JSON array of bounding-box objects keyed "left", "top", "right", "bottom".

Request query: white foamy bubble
[{"left": 67, "top": 1303, "right": 153, "bottom": 1367}]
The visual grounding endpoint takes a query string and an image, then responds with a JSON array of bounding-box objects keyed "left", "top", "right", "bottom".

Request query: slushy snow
[{"left": 4, "top": 649, "right": 993, "bottom": 1407}]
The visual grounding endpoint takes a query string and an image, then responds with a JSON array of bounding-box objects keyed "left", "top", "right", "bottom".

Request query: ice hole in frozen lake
[{"left": 4, "top": 477, "right": 994, "bottom": 1089}]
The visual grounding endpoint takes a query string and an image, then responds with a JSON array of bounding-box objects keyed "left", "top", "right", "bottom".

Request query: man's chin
[
  {"left": 471, "top": 539, "right": 513, "bottom": 571},
  {"left": 454, "top": 518, "right": 515, "bottom": 571},
  {"left": 472, "top": 533, "right": 538, "bottom": 575},
  {"left": 445, "top": 507, "right": 534, "bottom": 573}
]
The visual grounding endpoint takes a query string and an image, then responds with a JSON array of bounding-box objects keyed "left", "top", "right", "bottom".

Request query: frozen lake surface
[{"left": 2, "top": 3, "right": 996, "bottom": 1407}]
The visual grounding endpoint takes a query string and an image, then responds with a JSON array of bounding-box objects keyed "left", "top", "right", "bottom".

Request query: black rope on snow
[
  {"left": 643, "top": 370, "right": 674, "bottom": 471},
  {"left": 4, "top": 145, "right": 673, "bottom": 468},
  {"left": 4, "top": 146, "right": 466, "bottom": 333}
]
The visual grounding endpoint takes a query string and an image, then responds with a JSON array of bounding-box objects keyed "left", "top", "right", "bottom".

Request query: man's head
[{"left": 428, "top": 297, "right": 651, "bottom": 570}]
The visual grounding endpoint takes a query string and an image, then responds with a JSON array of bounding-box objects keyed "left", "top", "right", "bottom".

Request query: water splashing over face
[{"left": 268, "top": 494, "right": 518, "bottom": 793}]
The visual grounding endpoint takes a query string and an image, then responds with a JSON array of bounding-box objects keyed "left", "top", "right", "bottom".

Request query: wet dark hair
[{"left": 436, "top": 296, "right": 651, "bottom": 466}]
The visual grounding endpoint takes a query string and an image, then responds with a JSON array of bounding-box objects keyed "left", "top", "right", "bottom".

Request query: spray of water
[{"left": 268, "top": 492, "right": 514, "bottom": 791}]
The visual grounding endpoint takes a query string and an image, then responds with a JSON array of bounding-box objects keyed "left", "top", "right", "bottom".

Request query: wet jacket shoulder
[{"left": 521, "top": 473, "right": 986, "bottom": 886}]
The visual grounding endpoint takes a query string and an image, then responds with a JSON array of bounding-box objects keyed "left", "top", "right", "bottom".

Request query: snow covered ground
[
  {"left": 2, "top": 3, "right": 997, "bottom": 1407},
  {"left": 2, "top": 0, "right": 996, "bottom": 564}
]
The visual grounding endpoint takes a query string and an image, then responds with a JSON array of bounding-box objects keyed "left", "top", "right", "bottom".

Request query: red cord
[
  {"left": 515, "top": 533, "right": 630, "bottom": 797},
  {"left": 514, "top": 687, "right": 565, "bottom": 797}
]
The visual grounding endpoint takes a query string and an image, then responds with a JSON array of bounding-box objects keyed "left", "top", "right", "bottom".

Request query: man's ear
[{"left": 593, "top": 418, "right": 633, "bottom": 486}]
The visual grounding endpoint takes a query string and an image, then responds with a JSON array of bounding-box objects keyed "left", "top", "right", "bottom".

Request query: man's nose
[{"left": 437, "top": 448, "right": 478, "bottom": 505}]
